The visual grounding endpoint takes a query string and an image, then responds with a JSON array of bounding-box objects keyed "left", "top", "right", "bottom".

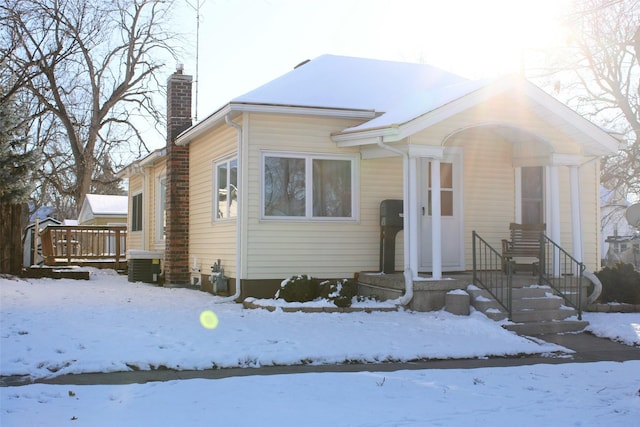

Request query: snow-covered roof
[
  {"left": 83, "top": 194, "right": 128, "bottom": 216},
  {"left": 177, "top": 54, "right": 619, "bottom": 156},
  {"left": 232, "top": 54, "right": 468, "bottom": 112}
]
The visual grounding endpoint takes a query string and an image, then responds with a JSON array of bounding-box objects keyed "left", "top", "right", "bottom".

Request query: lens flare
[{"left": 199, "top": 310, "right": 219, "bottom": 329}]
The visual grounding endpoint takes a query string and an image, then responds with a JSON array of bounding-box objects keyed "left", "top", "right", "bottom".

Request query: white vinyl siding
[
  {"left": 244, "top": 113, "right": 378, "bottom": 279},
  {"left": 189, "top": 122, "right": 239, "bottom": 276},
  {"left": 156, "top": 176, "right": 166, "bottom": 243}
]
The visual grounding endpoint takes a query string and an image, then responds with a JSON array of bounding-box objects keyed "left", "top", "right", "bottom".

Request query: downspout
[
  {"left": 216, "top": 113, "right": 243, "bottom": 303},
  {"left": 376, "top": 138, "right": 413, "bottom": 306}
]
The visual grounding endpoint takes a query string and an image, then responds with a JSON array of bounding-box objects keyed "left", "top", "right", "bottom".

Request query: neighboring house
[
  {"left": 77, "top": 194, "right": 128, "bottom": 226},
  {"left": 121, "top": 55, "right": 619, "bottom": 301}
]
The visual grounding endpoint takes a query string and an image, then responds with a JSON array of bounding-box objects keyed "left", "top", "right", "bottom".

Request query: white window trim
[
  {"left": 212, "top": 156, "right": 238, "bottom": 222},
  {"left": 260, "top": 151, "right": 360, "bottom": 221},
  {"left": 131, "top": 192, "right": 143, "bottom": 233},
  {"left": 155, "top": 175, "right": 166, "bottom": 242}
]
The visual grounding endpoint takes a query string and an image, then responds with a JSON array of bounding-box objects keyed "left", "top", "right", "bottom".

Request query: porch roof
[{"left": 331, "top": 75, "right": 620, "bottom": 157}]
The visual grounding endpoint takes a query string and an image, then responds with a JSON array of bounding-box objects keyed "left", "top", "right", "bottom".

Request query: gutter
[
  {"left": 215, "top": 113, "right": 243, "bottom": 303},
  {"left": 376, "top": 138, "right": 414, "bottom": 307}
]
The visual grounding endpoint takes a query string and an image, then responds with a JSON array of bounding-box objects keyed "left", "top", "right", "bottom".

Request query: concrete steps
[{"left": 468, "top": 283, "right": 588, "bottom": 335}]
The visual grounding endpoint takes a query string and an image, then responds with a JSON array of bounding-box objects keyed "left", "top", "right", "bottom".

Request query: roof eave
[
  {"left": 175, "top": 102, "right": 378, "bottom": 146},
  {"left": 116, "top": 147, "right": 167, "bottom": 178}
]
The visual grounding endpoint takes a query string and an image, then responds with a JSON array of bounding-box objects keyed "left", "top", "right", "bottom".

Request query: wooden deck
[{"left": 39, "top": 225, "right": 127, "bottom": 271}]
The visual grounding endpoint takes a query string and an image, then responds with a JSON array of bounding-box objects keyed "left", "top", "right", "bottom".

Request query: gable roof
[
  {"left": 333, "top": 74, "right": 620, "bottom": 156},
  {"left": 78, "top": 194, "right": 128, "bottom": 224}
]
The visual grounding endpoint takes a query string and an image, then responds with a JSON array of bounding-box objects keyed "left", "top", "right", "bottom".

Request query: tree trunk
[{"left": 0, "top": 203, "right": 24, "bottom": 275}]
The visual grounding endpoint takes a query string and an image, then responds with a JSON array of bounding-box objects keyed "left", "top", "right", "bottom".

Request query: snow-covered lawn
[{"left": 1, "top": 269, "right": 639, "bottom": 426}]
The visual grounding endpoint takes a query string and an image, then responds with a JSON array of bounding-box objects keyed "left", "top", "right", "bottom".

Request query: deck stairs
[{"left": 467, "top": 275, "right": 588, "bottom": 336}]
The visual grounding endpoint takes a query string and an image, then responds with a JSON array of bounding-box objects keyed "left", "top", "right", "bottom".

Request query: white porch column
[
  {"left": 548, "top": 165, "right": 561, "bottom": 276},
  {"left": 431, "top": 159, "right": 442, "bottom": 280},
  {"left": 569, "top": 165, "right": 583, "bottom": 263},
  {"left": 408, "top": 156, "right": 420, "bottom": 277}
]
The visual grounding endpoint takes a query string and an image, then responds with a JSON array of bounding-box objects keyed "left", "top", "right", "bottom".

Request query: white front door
[{"left": 419, "top": 152, "right": 464, "bottom": 271}]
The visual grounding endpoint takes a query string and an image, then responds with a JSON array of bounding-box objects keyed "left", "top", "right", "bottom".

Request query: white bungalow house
[{"left": 120, "top": 55, "right": 619, "bottom": 312}]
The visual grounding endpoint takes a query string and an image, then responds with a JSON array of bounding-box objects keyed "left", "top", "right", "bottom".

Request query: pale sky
[{"left": 140, "top": 0, "right": 571, "bottom": 151}]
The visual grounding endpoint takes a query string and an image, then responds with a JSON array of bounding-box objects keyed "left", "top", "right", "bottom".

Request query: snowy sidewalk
[{"left": 6, "top": 331, "right": 635, "bottom": 387}]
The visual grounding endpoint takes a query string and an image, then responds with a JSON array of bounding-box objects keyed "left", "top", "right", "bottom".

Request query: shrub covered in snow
[
  {"left": 319, "top": 279, "right": 358, "bottom": 307},
  {"left": 275, "top": 275, "right": 320, "bottom": 302},
  {"left": 275, "top": 275, "right": 359, "bottom": 307},
  {"left": 595, "top": 263, "right": 640, "bottom": 304}
]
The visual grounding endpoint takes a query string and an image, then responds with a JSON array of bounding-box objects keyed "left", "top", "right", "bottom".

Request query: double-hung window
[
  {"left": 131, "top": 193, "right": 143, "bottom": 231},
  {"left": 214, "top": 158, "right": 238, "bottom": 220},
  {"left": 262, "top": 152, "right": 357, "bottom": 220}
]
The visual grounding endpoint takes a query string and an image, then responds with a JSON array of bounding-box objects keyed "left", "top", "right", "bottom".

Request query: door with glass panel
[{"left": 420, "top": 153, "right": 464, "bottom": 271}]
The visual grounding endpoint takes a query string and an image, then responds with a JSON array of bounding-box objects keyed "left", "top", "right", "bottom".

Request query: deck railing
[{"left": 39, "top": 225, "right": 127, "bottom": 269}]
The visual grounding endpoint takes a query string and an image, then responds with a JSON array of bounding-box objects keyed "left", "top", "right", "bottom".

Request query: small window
[
  {"left": 214, "top": 158, "right": 238, "bottom": 220},
  {"left": 427, "top": 162, "right": 454, "bottom": 216},
  {"left": 131, "top": 193, "right": 143, "bottom": 232},
  {"left": 263, "top": 153, "right": 356, "bottom": 219}
]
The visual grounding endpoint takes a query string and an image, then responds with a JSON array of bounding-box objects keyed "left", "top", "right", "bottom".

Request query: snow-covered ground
[{"left": 1, "top": 269, "right": 639, "bottom": 426}]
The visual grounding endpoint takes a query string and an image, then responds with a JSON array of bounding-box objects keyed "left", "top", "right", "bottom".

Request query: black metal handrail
[
  {"left": 472, "top": 231, "right": 512, "bottom": 320},
  {"left": 539, "top": 234, "right": 585, "bottom": 320}
]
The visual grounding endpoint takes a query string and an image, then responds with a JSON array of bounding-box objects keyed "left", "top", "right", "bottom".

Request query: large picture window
[
  {"left": 214, "top": 158, "right": 238, "bottom": 220},
  {"left": 263, "top": 153, "right": 356, "bottom": 219},
  {"left": 131, "top": 193, "right": 143, "bottom": 231}
]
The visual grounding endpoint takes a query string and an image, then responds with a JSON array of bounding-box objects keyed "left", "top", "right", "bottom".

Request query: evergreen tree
[
  {"left": 0, "top": 83, "right": 38, "bottom": 204},
  {"left": 0, "top": 79, "right": 39, "bottom": 274}
]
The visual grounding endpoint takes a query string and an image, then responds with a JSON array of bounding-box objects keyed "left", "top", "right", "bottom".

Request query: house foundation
[{"left": 357, "top": 272, "right": 471, "bottom": 312}]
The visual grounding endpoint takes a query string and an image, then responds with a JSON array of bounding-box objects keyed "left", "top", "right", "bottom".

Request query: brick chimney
[{"left": 165, "top": 65, "right": 192, "bottom": 285}]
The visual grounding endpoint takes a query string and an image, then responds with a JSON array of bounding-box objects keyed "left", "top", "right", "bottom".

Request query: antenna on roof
[{"left": 186, "top": 0, "right": 206, "bottom": 122}]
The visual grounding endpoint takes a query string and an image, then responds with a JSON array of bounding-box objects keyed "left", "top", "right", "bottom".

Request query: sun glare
[{"left": 371, "top": 0, "right": 570, "bottom": 77}]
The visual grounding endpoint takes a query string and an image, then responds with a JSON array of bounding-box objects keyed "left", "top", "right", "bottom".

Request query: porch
[
  {"left": 357, "top": 270, "right": 589, "bottom": 335},
  {"left": 359, "top": 226, "right": 592, "bottom": 336},
  {"left": 357, "top": 270, "right": 541, "bottom": 312},
  {"left": 38, "top": 225, "right": 127, "bottom": 271}
]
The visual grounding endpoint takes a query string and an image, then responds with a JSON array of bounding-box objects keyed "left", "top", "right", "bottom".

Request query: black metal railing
[
  {"left": 539, "top": 234, "right": 585, "bottom": 320},
  {"left": 472, "top": 231, "right": 512, "bottom": 320},
  {"left": 472, "top": 230, "right": 585, "bottom": 322}
]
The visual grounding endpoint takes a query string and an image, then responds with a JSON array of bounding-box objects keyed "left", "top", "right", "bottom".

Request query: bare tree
[
  {"left": 0, "top": 0, "right": 177, "bottom": 217},
  {"left": 546, "top": 0, "right": 639, "bottom": 201}
]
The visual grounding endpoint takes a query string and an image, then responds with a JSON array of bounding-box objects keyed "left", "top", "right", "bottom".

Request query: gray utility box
[
  {"left": 127, "top": 250, "right": 162, "bottom": 283},
  {"left": 379, "top": 199, "right": 403, "bottom": 274}
]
